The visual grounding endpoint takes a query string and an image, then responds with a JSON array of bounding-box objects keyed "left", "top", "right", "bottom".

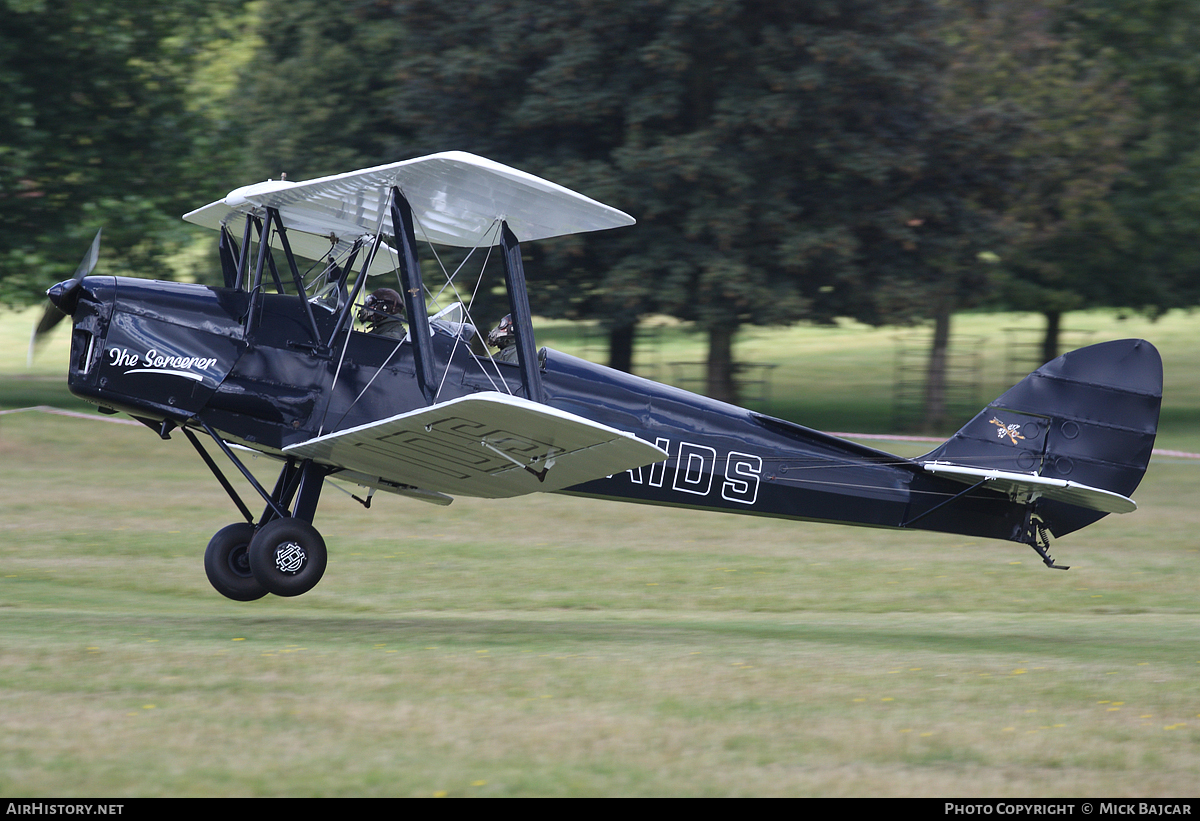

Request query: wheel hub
[
  {"left": 274, "top": 541, "right": 307, "bottom": 574},
  {"left": 246, "top": 518, "right": 327, "bottom": 597},
  {"left": 228, "top": 545, "right": 252, "bottom": 577}
]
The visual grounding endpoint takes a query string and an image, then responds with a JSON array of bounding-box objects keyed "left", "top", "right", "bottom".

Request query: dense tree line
[
  {"left": 0, "top": 0, "right": 246, "bottom": 304},
  {"left": 4, "top": 0, "right": 1197, "bottom": 412},
  {"left": 235, "top": 0, "right": 1023, "bottom": 406}
]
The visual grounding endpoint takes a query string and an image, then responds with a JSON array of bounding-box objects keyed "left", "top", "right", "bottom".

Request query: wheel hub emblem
[{"left": 274, "top": 541, "right": 306, "bottom": 573}]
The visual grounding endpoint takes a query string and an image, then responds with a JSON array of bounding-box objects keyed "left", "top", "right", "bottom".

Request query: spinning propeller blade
[{"left": 28, "top": 229, "right": 102, "bottom": 364}]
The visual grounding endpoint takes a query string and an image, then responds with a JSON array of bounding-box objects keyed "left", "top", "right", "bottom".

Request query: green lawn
[{"left": 2, "top": 306, "right": 1198, "bottom": 796}]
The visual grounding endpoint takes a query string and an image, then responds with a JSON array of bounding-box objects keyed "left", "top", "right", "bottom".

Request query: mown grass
[{"left": 2, "top": 306, "right": 1198, "bottom": 796}]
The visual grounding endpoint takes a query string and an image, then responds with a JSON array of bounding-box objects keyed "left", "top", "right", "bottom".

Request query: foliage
[
  {"left": 1061, "top": 0, "right": 1200, "bottom": 312},
  {"left": 231, "top": 0, "right": 408, "bottom": 179},
  {"left": 0, "top": 0, "right": 242, "bottom": 305},
  {"left": 233, "top": 0, "right": 1024, "bottom": 400},
  {"left": 941, "top": 2, "right": 1142, "bottom": 361},
  {"left": 18, "top": 0, "right": 1189, "bottom": 406}
]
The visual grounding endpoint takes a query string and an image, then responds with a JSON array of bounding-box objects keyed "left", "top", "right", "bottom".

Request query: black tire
[
  {"left": 204, "top": 523, "right": 268, "bottom": 602},
  {"left": 248, "top": 517, "right": 327, "bottom": 597}
]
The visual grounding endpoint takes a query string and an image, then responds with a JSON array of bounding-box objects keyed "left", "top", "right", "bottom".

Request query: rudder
[{"left": 920, "top": 339, "right": 1162, "bottom": 539}]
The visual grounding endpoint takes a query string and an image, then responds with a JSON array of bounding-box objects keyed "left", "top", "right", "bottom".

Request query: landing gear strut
[
  {"left": 186, "top": 425, "right": 333, "bottom": 600},
  {"left": 1018, "top": 508, "right": 1070, "bottom": 570}
]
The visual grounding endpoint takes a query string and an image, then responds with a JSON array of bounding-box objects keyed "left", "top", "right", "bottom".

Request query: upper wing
[
  {"left": 922, "top": 461, "right": 1137, "bottom": 514},
  {"left": 184, "top": 202, "right": 400, "bottom": 277},
  {"left": 183, "top": 151, "right": 635, "bottom": 253},
  {"left": 283, "top": 392, "right": 667, "bottom": 499}
]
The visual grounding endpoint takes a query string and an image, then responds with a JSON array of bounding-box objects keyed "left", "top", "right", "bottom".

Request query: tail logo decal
[{"left": 990, "top": 417, "right": 1026, "bottom": 445}]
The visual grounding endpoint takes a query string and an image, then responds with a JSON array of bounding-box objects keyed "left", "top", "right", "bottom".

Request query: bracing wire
[
  {"left": 317, "top": 197, "right": 394, "bottom": 436},
  {"left": 402, "top": 211, "right": 514, "bottom": 397},
  {"left": 321, "top": 203, "right": 516, "bottom": 432}
]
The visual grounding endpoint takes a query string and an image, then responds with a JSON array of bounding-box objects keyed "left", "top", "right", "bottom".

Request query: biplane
[{"left": 32, "top": 152, "right": 1162, "bottom": 601}]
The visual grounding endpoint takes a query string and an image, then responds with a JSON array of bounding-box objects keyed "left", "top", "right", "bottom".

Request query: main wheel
[
  {"left": 204, "top": 523, "right": 268, "bottom": 601},
  {"left": 248, "top": 517, "right": 327, "bottom": 597}
]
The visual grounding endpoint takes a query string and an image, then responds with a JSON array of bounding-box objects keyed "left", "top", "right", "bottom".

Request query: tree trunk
[
  {"left": 706, "top": 324, "right": 738, "bottom": 404},
  {"left": 608, "top": 321, "right": 635, "bottom": 373},
  {"left": 924, "top": 308, "right": 952, "bottom": 433},
  {"left": 1041, "top": 310, "right": 1061, "bottom": 364}
]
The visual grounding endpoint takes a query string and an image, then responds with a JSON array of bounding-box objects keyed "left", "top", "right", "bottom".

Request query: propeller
[{"left": 28, "top": 229, "right": 102, "bottom": 365}]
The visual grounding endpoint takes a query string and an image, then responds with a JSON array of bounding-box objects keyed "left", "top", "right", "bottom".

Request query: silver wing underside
[{"left": 284, "top": 392, "right": 667, "bottom": 499}]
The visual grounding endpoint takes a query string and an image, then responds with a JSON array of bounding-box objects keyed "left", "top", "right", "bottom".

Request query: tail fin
[{"left": 920, "top": 339, "right": 1162, "bottom": 539}]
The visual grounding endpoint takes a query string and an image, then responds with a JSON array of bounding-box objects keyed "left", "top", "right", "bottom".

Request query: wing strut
[
  {"left": 501, "top": 221, "right": 546, "bottom": 404},
  {"left": 237, "top": 214, "right": 253, "bottom": 290},
  {"left": 218, "top": 226, "right": 239, "bottom": 289},
  {"left": 245, "top": 215, "right": 273, "bottom": 332},
  {"left": 267, "top": 206, "right": 324, "bottom": 351},
  {"left": 391, "top": 188, "right": 437, "bottom": 405},
  {"left": 327, "top": 212, "right": 389, "bottom": 349}
]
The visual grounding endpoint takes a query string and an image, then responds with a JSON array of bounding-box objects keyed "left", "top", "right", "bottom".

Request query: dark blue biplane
[{"left": 33, "top": 153, "right": 1162, "bottom": 600}]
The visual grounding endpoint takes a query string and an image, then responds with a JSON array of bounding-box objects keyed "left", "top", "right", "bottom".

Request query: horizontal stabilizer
[
  {"left": 284, "top": 392, "right": 667, "bottom": 499},
  {"left": 922, "top": 461, "right": 1137, "bottom": 514}
]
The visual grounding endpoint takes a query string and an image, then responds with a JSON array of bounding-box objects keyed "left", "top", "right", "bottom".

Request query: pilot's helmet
[
  {"left": 488, "top": 314, "right": 515, "bottom": 349},
  {"left": 358, "top": 288, "right": 403, "bottom": 322}
]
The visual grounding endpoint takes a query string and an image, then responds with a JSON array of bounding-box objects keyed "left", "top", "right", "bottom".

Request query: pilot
[
  {"left": 358, "top": 288, "right": 405, "bottom": 338},
  {"left": 487, "top": 314, "right": 519, "bottom": 363}
]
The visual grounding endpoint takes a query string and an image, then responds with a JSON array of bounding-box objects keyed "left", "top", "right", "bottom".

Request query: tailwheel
[
  {"left": 204, "top": 523, "right": 268, "bottom": 601},
  {"left": 1019, "top": 509, "right": 1070, "bottom": 570},
  {"left": 248, "top": 517, "right": 328, "bottom": 597}
]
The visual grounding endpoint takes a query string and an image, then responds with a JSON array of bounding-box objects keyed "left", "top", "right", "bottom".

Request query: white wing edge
[
  {"left": 226, "top": 443, "right": 454, "bottom": 506},
  {"left": 281, "top": 391, "right": 669, "bottom": 498},
  {"left": 183, "top": 151, "right": 634, "bottom": 248},
  {"left": 263, "top": 151, "right": 628, "bottom": 214},
  {"left": 922, "top": 461, "right": 1137, "bottom": 514},
  {"left": 288, "top": 390, "right": 655, "bottom": 453}
]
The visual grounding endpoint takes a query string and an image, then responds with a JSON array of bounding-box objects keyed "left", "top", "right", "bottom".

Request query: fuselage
[{"left": 61, "top": 275, "right": 1027, "bottom": 543}]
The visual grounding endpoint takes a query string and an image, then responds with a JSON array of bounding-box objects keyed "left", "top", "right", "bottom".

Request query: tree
[
  {"left": 232, "top": 1, "right": 1028, "bottom": 411},
  {"left": 0, "top": 0, "right": 241, "bottom": 306},
  {"left": 939, "top": 1, "right": 1139, "bottom": 363},
  {"left": 942, "top": 1, "right": 1200, "bottom": 363},
  {"left": 1061, "top": 0, "right": 1200, "bottom": 321},
  {"left": 370, "top": 1, "right": 1022, "bottom": 402},
  {"left": 230, "top": 0, "right": 408, "bottom": 180}
]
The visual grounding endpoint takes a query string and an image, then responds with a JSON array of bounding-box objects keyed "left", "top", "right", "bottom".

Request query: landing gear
[
  {"left": 204, "top": 523, "right": 268, "bottom": 601},
  {"left": 248, "top": 518, "right": 328, "bottom": 597},
  {"left": 1018, "top": 508, "right": 1070, "bottom": 570},
  {"left": 203, "top": 517, "right": 329, "bottom": 601},
  {"left": 185, "top": 426, "right": 334, "bottom": 601}
]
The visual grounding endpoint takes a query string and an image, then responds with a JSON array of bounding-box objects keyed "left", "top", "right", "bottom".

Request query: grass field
[{"left": 2, "top": 306, "right": 1198, "bottom": 796}]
